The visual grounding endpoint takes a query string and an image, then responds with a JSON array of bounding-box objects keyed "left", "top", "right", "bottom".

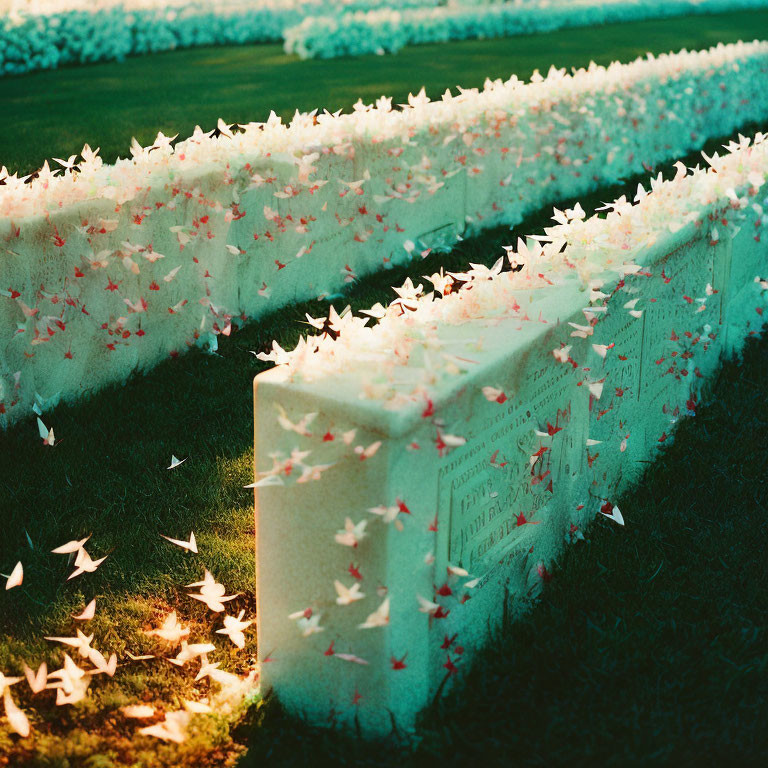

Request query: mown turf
[
  {"left": 0, "top": 118, "right": 766, "bottom": 764},
  {"left": 0, "top": 8, "right": 766, "bottom": 175}
]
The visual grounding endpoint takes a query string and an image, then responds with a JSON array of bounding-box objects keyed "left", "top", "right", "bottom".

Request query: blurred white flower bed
[{"left": 0, "top": 0, "right": 438, "bottom": 76}]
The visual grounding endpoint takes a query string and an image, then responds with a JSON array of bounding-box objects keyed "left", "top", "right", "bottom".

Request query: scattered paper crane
[
  {"left": 358, "top": 598, "right": 390, "bottom": 629},
  {"left": 216, "top": 610, "right": 253, "bottom": 649},
  {"left": 36, "top": 417, "right": 55, "bottom": 446},
  {"left": 600, "top": 504, "right": 625, "bottom": 526},
  {"left": 334, "top": 517, "right": 367, "bottom": 547},
  {"left": 186, "top": 570, "right": 238, "bottom": 612},
  {"left": 68, "top": 548, "right": 108, "bottom": 581},
  {"left": 23, "top": 662, "right": 47, "bottom": 695},
  {"left": 121, "top": 704, "right": 155, "bottom": 719},
  {"left": 160, "top": 532, "right": 197, "bottom": 553},
  {"left": 334, "top": 580, "right": 365, "bottom": 605},
  {"left": 50, "top": 536, "right": 108, "bottom": 580},
  {"left": 3, "top": 687, "right": 30, "bottom": 737},
  {"left": 139, "top": 710, "right": 191, "bottom": 743},
  {"left": 147, "top": 611, "right": 189, "bottom": 646},
  {"left": 4, "top": 561, "right": 23, "bottom": 590},
  {"left": 51, "top": 536, "right": 91, "bottom": 555},
  {"left": 73, "top": 599, "right": 96, "bottom": 621},
  {"left": 45, "top": 629, "right": 95, "bottom": 659}
]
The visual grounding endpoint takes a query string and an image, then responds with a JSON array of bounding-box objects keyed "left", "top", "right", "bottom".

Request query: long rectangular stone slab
[
  {"left": 4, "top": 42, "right": 768, "bottom": 425},
  {"left": 252, "top": 137, "right": 767, "bottom": 736}
]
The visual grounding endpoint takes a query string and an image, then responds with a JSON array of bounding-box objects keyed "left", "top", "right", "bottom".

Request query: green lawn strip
[
  {"left": 1, "top": 601, "right": 255, "bottom": 767},
  {"left": 237, "top": 331, "right": 768, "bottom": 768},
  {"left": 0, "top": 121, "right": 765, "bottom": 764},
  {"left": 0, "top": 9, "right": 765, "bottom": 175}
]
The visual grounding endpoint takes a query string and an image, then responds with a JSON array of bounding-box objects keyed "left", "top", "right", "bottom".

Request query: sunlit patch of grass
[{"left": 0, "top": 591, "right": 258, "bottom": 767}]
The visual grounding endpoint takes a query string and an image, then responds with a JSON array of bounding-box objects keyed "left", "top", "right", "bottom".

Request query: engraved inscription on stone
[
  {"left": 439, "top": 364, "right": 577, "bottom": 574},
  {"left": 638, "top": 238, "right": 720, "bottom": 409}
]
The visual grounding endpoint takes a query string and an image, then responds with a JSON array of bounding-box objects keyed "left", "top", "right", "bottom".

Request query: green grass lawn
[
  {"left": 1, "top": 9, "right": 767, "bottom": 766},
  {"left": 0, "top": 8, "right": 766, "bottom": 175}
]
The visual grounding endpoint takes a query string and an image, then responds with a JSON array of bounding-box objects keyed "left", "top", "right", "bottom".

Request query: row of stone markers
[
  {"left": 252, "top": 133, "right": 768, "bottom": 736},
  {"left": 3, "top": 41, "right": 768, "bottom": 426}
]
